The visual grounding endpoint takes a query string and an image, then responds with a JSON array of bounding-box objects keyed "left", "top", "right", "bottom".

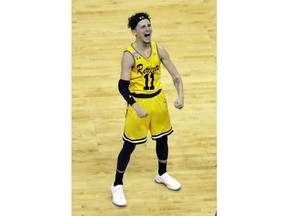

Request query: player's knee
[
  {"left": 156, "top": 135, "right": 168, "bottom": 145},
  {"left": 122, "top": 141, "right": 136, "bottom": 154},
  {"left": 156, "top": 136, "right": 168, "bottom": 160}
]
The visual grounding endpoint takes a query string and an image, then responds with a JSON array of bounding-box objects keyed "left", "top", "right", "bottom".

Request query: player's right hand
[{"left": 132, "top": 103, "right": 148, "bottom": 118}]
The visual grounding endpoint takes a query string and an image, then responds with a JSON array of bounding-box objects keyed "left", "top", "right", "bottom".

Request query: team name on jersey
[{"left": 136, "top": 64, "right": 160, "bottom": 75}]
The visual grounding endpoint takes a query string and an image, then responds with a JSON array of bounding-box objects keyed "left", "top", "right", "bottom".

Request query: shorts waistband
[{"left": 131, "top": 89, "right": 162, "bottom": 98}]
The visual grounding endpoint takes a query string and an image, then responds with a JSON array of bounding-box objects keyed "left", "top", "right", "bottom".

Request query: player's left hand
[{"left": 174, "top": 96, "right": 184, "bottom": 109}]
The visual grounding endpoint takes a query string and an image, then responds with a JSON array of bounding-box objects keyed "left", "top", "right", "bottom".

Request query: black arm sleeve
[{"left": 118, "top": 79, "right": 136, "bottom": 106}]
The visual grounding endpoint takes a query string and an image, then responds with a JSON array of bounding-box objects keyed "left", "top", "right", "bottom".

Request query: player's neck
[{"left": 133, "top": 41, "right": 151, "bottom": 52}]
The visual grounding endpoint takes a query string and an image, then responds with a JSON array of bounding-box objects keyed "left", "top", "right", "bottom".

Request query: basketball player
[{"left": 111, "top": 12, "right": 184, "bottom": 207}]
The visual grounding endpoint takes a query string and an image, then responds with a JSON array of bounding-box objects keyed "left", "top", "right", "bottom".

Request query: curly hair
[{"left": 128, "top": 12, "right": 151, "bottom": 30}]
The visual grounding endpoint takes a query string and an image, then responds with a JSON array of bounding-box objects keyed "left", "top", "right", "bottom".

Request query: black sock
[
  {"left": 114, "top": 171, "right": 124, "bottom": 186},
  {"left": 158, "top": 161, "right": 167, "bottom": 176}
]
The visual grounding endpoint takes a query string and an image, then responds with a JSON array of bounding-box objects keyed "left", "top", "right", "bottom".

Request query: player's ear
[{"left": 131, "top": 29, "right": 137, "bottom": 36}]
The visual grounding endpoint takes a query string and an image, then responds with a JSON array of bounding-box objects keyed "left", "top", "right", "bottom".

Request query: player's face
[{"left": 134, "top": 19, "right": 152, "bottom": 44}]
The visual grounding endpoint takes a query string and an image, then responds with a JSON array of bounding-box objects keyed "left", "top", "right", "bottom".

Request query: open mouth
[{"left": 144, "top": 33, "right": 151, "bottom": 38}]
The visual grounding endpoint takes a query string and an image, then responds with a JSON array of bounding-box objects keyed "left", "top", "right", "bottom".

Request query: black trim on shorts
[
  {"left": 131, "top": 89, "right": 162, "bottom": 98},
  {"left": 151, "top": 127, "right": 174, "bottom": 140},
  {"left": 122, "top": 134, "right": 147, "bottom": 144}
]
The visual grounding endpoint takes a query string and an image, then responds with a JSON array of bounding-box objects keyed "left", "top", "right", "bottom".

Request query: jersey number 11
[{"left": 144, "top": 73, "right": 155, "bottom": 90}]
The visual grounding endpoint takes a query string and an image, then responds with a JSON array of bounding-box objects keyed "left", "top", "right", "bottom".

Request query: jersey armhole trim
[
  {"left": 123, "top": 50, "right": 135, "bottom": 69},
  {"left": 156, "top": 43, "right": 163, "bottom": 62}
]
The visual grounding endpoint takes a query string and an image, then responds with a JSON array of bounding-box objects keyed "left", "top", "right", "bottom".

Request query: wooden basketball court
[{"left": 72, "top": 0, "right": 216, "bottom": 215}]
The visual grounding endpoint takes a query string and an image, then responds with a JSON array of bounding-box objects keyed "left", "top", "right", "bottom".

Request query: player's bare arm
[
  {"left": 158, "top": 45, "right": 184, "bottom": 109},
  {"left": 120, "top": 51, "right": 148, "bottom": 118}
]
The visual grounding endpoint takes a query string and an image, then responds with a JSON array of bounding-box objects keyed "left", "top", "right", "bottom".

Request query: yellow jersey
[{"left": 126, "top": 41, "right": 163, "bottom": 95}]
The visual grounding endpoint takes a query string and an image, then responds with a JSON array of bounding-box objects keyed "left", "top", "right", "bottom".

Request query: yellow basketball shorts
[{"left": 122, "top": 89, "right": 173, "bottom": 144}]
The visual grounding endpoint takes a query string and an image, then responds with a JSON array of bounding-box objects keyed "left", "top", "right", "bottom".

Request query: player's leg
[
  {"left": 111, "top": 141, "right": 136, "bottom": 207},
  {"left": 116, "top": 99, "right": 149, "bottom": 184},
  {"left": 150, "top": 91, "right": 181, "bottom": 191},
  {"left": 111, "top": 99, "right": 149, "bottom": 207},
  {"left": 154, "top": 135, "right": 181, "bottom": 191},
  {"left": 114, "top": 141, "right": 136, "bottom": 186},
  {"left": 156, "top": 135, "right": 168, "bottom": 176}
]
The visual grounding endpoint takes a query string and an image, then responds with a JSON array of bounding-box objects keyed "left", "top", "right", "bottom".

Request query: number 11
[{"left": 143, "top": 73, "right": 155, "bottom": 90}]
